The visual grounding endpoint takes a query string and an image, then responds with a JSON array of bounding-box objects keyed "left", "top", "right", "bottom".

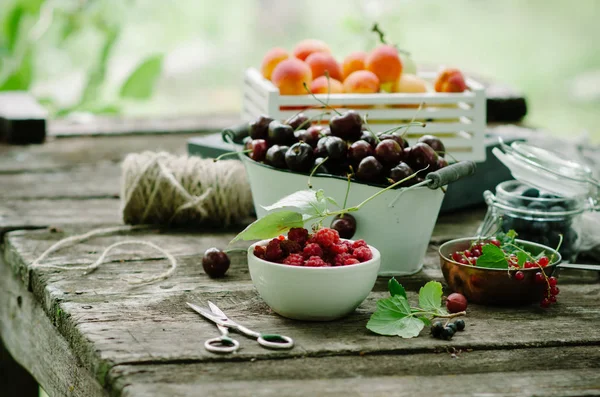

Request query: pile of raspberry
[{"left": 253, "top": 227, "right": 373, "bottom": 267}]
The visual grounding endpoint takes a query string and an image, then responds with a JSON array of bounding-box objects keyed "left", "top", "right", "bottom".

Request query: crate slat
[
  {"left": 277, "top": 107, "right": 475, "bottom": 120},
  {"left": 275, "top": 92, "right": 477, "bottom": 106}
]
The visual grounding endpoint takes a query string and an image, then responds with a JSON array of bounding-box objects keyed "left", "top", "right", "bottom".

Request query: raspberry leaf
[
  {"left": 388, "top": 277, "right": 407, "bottom": 299},
  {"left": 231, "top": 211, "right": 304, "bottom": 242},
  {"left": 476, "top": 244, "right": 508, "bottom": 269},
  {"left": 366, "top": 295, "right": 425, "bottom": 338},
  {"left": 418, "top": 281, "right": 444, "bottom": 313},
  {"left": 262, "top": 189, "right": 327, "bottom": 217}
]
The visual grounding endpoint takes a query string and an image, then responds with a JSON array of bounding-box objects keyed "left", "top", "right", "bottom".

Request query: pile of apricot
[{"left": 260, "top": 39, "right": 467, "bottom": 96}]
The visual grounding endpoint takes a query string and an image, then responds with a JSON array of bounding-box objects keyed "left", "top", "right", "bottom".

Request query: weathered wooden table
[{"left": 1, "top": 125, "right": 600, "bottom": 397}]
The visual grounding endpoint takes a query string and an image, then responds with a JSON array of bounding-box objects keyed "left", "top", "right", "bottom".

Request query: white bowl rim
[{"left": 248, "top": 238, "right": 381, "bottom": 271}]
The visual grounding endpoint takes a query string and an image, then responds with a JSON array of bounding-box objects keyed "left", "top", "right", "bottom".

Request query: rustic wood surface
[{"left": 1, "top": 127, "right": 599, "bottom": 397}]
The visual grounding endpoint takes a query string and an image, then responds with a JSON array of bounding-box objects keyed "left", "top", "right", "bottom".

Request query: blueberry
[
  {"left": 530, "top": 221, "right": 549, "bottom": 235},
  {"left": 522, "top": 188, "right": 540, "bottom": 198},
  {"left": 540, "top": 193, "right": 559, "bottom": 199},
  {"left": 447, "top": 323, "right": 457, "bottom": 332},
  {"left": 527, "top": 202, "right": 546, "bottom": 211},
  {"left": 455, "top": 319, "right": 466, "bottom": 331},
  {"left": 431, "top": 321, "right": 444, "bottom": 338},
  {"left": 442, "top": 327, "right": 455, "bottom": 340}
]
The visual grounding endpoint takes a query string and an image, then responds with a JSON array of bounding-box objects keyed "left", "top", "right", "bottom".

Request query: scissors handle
[
  {"left": 257, "top": 334, "right": 294, "bottom": 350},
  {"left": 204, "top": 336, "right": 240, "bottom": 353}
]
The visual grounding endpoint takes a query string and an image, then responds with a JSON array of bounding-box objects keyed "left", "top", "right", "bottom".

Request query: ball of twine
[{"left": 121, "top": 151, "right": 254, "bottom": 227}]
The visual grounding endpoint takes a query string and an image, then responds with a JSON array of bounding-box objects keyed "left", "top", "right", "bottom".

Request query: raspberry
[
  {"left": 352, "top": 239, "right": 367, "bottom": 249},
  {"left": 330, "top": 243, "right": 349, "bottom": 255},
  {"left": 313, "top": 228, "right": 340, "bottom": 248},
  {"left": 333, "top": 253, "right": 352, "bottom": 266},
  {"left": 303, "top": 243, "right": 323, "bottom": 258},
  {"left": 280, "top": 239, "right": 301, "bottom": 256},
  {"left": 288, "top": 227, "right": 309, "bottom": 245},
  {"left": 353, "top": 246, "right": 373, "bottom": 262},
  {"left": 265, "top": 238, "right": 283, "bottom": 261},
  {"left": 305, "top": 256, "right": 328, "bottom": 267},
  {"left": 253, "top": 245, "right": 266, "bottom": 259},
  {"left": 283, "top": 253, "right": 305, "bottom": 266},
  {"left": 342, "top": 240, "right": 353, "bottom": 252},
  {"left": 344, "top": 258, "right": 360, "bottom": 266}
]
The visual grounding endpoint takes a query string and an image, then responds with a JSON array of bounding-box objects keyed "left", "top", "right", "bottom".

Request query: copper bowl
[{"left": 439, "top": 238, "right": 561, "bottom": 305}]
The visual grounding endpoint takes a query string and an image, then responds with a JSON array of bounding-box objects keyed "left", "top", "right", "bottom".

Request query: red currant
[
  {"left": 452, "top": 252, "right": 462, "bottom": 262},
  {"left": 524, "top": 261, "right": 535, "bottom": 269},
  {"left": 463, "top": 250, "right": 472, "bottom": 258},
  {"left": 459, "top": 258, "right": 469, "bottom": 265},
  {"left": 472, "top": 248, "right": 482, "bottom": 257},
  {"left": 548, "top": 276, "right": 557, "bottom": 287},
  {"left": 472, "top": 243, "right": 482, "bottom": 252},
  {"left": 468, "top": 257, "right": 477, "bottom": 265},
  {"left": 538, "top": 256, "right": 549, "bottom": 267},
  {"left": 534, "top": 272, "right": 545, "bottom": 284},
  {"left": 549, "top": 295, "right": 557, "bottom": 303},
  {"left": 540, "top": 298, "right": 551, "bottom": 308},
  {"left": 514, "top": 271, "right": 525, "bottom": 281},
  {"left": 550, "top": 286, "right": 560, "bottom": 296},
  {"left": 489, "top": 239, "right": 501, "bottom": 247}
]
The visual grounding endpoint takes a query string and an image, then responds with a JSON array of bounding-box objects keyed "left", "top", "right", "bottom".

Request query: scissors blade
[
  {"left": 186, "top": 302, "right": 228, "bottom": 327},
  {"left": 208, "top": 301, "right": 230, "bottom": 335}
]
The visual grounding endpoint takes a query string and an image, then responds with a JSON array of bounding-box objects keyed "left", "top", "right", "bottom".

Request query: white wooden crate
[{"left": 242, "top": 67, "right": 487, "bottom": 161}]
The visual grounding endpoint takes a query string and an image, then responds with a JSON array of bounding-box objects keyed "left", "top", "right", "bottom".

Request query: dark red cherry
[
  {"left": 249, "top": 115, "right": 273, "bottom": 140},
  {"left": 418, "top": 135, "right": 446, "bottom": 157},
  {"left": 329, "top": 110, "right": 363, "bottom": 141},
  {"left": 348, "top": 140, "right": 374, "bottom": 164},
  {"left": 375, "top": 139, "right": 403, "bottom": 167}
]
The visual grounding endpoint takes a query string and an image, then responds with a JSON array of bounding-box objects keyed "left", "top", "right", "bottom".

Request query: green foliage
[
  {"left": 388, "top": 277, "right": 407, "bottom": 299},
  {"left": 475, "top": 244, "right": 508, "bottom": 269},
  {"left": 231, "top": 211, "right": 304, "bottom": 242},
  {"left": 0, "top": 50, "right": 32, "bottom": 90},
  {"left": 119, "top": 54, "right": 164, "bottom": 100},
  {"left": 4, "top": 5, "right": 24, "bottom": 51}
]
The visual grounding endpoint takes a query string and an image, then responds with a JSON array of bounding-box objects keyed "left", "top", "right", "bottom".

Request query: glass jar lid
[{"left": 492, "top": 139, "right": 600, "bottom": 199}]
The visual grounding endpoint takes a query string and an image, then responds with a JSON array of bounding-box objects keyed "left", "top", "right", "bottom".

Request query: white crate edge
[{"left": 242, "top": 68, "right": 486, "bottom": 162}]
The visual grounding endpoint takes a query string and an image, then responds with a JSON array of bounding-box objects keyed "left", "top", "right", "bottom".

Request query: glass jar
[{"left": 481, "top": 181, "right": 587, "bottom": 262}]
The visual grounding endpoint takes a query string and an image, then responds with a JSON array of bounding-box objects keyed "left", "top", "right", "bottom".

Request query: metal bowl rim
[{"left": 439, "top": 237, "right": 562, "bottom": 272}]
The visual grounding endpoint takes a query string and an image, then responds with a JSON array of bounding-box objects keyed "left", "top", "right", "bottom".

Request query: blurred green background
[{"left": 1, "top": 0, "right": 599, "bottom": 141}]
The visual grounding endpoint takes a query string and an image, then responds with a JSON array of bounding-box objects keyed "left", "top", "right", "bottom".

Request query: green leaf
[
  {"left": 517, "top": 251, "right": 528, "bottom": 266},
  {"left": 418, "top": 281, "right": 444, "bottom": 312},
  {"left": 0, "top": 51, "right": 32, "bottom": 90},
  {"left": 4, "top": 5, "right": 24, "bottom": 52},
  {"left": 262, "top": 189, "right": 326, "bottom": 217},
  {"left": 326, "top": 196, "right": 340, "bottom": 208},
  {"left": 366, "top": 295, "right": 425, "bottom": 338},
  {"left": 231, "top": 211, "right": 303, "bottom": 243},
  {"left": 496, "top": 229, "right": 517, "bottom": 246},
  {"left": 120, "top": 54, "right": 163, "bottom": 100},
  {"left": 476, "top": 244, "right": 508, "bottom": 269},
  {"left": 388, "top": 278, "right": 407, "bottom": 299}
]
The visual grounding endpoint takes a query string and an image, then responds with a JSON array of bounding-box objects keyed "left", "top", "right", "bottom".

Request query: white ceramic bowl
[
  {"left": 247, "top": 239, "right": 381, "bottom": 321},
  {"left": 242, "top": 155, "right": 445, "bottom": 276}
]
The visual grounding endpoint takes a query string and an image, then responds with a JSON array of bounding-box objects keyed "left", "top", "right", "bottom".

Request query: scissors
[{"left": 186, "top": 301, "right": 294, "bottom": 353}]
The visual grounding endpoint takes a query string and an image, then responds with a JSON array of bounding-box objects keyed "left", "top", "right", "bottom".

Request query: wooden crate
[{"left": 242, "top": 68, "right": 486, "bottom": 161}]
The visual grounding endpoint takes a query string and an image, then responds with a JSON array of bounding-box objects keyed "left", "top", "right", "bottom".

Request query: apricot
[
  {"left": 261, "top": 47, "right": 289, "bottom": 80},
  {"left": 271, "top": 58, "right": 313, "bottom": 95},
  {"left": 365, "top": 45, "right": 402, "bottom": 91},
  {"left": 434, "top": 68, "right": 467, "bottom": 92},
  {"left": 305, "top": 52, "right": 343, "bottom": 81},
  {"left": 292, "top": 39, "right": 330, "bottom": 61},
  {"left": 394, "top": 74, "right": 427, "bottom": 93},
  {"left": 342, "top": 51, "right": 367, "bottom": 80},
  {"left": 309, "top": 76, "right": 344, "bottom": 94},
  {"left": 343, "top": 70, "right": 380, "bottom": 94}
]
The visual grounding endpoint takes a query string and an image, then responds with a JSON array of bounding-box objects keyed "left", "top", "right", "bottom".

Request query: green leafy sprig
[{"left": 366, "top": 279, "right": 466, "bottom": 338}]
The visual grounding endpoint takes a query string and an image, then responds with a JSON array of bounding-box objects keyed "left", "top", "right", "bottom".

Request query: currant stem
[{"left": 214, "top": 149, "right": 251, "bottom": 162}]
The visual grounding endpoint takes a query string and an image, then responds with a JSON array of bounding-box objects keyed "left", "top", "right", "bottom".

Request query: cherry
[
  {"left": 268, "top": 120, "right": 295, "bottom": 145},
  {"left": 407, "top": 142, "right": 439, "bottom": 172},
  {"left": 388, "top": 162, "right": 415, "bottom": 184},
  {"left": 329, "top": 110, "right": 363, "bottom": 141},
  {"left": 356, "top": 156, "right": 383, "bottom": 182},
  {"left": 538, "top": 256, "right": 549, "bottom": 267},
  {"left": 312, "top": 157, "right": 330, "bottom": 174},
  {"left": 202, "top": 248, "right": 230, "bottom": 278},
  {"left": 436, "top": 157, "right": 449, "bottom": 170},
  {"left": 514, "top": 271, "right": 525, "bottom": 281},
  {"left": 249, "top": 115, "right": 273, "bottom": 140},
  {"left": 446, "top": 293, "right": 468, "bottom": 313},
  {"left": 330, "top": 213, "right": 357, "bottom": 239},
  {"left": 540, "top": 297, "right": 551, "bottom": 308},
  {"left": 359, "top": 130, "right": 378, "bottom": 147},
  {"left": 265, "top": 144, "right": 289, "bottom": 169},
  {"left": 285, "top": 142, "right": 315, "bottom": 172},
  {"left": 285, "top": 113, "right": 309, "bottom": 130},
  {"left": 378, "top": 132, "right": 405, "bottom": 148},
  {"left": 418, "top": 135, "right": 446, "bottom": 157},
  {"left": 320, "top": 127, "right": 332, "bottom": 137},
  {"left": 295, "top": 126, "right": 322, "bottom": 147},
  {"left": 548, "top": 276, "right": 557, "bottom": 287},
  {"left": 534, "top": 272, "right": 545, "bottom": 284},
  {"left": 248, "top": 139, "right": 268, "bottom": 162},
  {"left": 375, "top": 139, "right": 403, "bottom": 167},
  {"left": 316, "top": 136, "right": 347, "bottom": 160},
  {"left": 348, "top": 140, "right": 374, "bottom": 164}
]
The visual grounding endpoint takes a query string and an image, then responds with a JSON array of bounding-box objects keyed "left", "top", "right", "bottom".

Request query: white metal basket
[{"left": 242, "top": 67, "right": 486, "bottom": 161}]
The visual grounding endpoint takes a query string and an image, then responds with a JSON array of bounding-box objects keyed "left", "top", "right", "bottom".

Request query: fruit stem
[
  {"left": 341, "top": 173, "right": 352, "bottom": 214},
  {"left": 214, "top": 149, "right": 251, "bottom": 162},
  {"left": 400, "top": 102, "right": 425, "bottom": 138},
  {"left": 370, "top": 22, "right": 411, "bottom": 56},
  {"left": 377, "top": 121, "right": 425, "bottom": 136},
  {"left": 550, "top": 234, "right": 563, "bottom": 263},
  {"left": 295, "top": 111, "right": 332, "bottom": 131},
  {"left": 363, "top": 114, "right": 380, "bottom": 144},
  {"left": 308, "top": 156, "right": 329, "bottom": 189},
  {"left": 303, "top": 82, "right": 342, "bottom": 116},
  {"left": 434, "top": 311, "right": 466, "bottom": 319}
]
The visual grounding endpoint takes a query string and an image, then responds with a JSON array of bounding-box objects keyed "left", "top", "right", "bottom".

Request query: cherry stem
[
  {"left": 341, "top": 173, "right": 352, "bottom": 215},
  {"left": 378, "top": 121, "right": 425, "bottom": 136},
  {"left": 214, "top": 149, "right": 251, "bottom": 162},
  {"left": 400, "top": 102, "right": 425, "bottom": 138},
  {"left": 308, "top": 156, "right": 329, "bottom": 189},
  {"left": 303, "top": 82, "right": 342, "bottom": 116},
  {"left": 295, "top": 111, "right": 331, "bottom": 132},
  {"left": 363, "top": 114, "right": 380, "bottom": 144},
  {"left": 370, "top": 22, "right": 411, "bottom": 56}
]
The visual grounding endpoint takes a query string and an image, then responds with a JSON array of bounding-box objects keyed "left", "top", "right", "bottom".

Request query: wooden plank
[
  {"left": 108, "top": 346, "right": 600, "bottom": 396},
  {"left": 117, "top": 369, "right": 600, "bottom": 397},
  {"left": 0, "top": 256, "right": 107, "bottom": 397}
]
